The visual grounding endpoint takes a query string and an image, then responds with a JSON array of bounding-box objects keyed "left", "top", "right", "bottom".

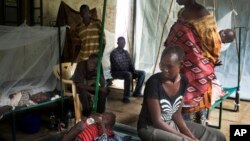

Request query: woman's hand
[{"left": 214, "top": 60, "right": 223, "bottom": 67}]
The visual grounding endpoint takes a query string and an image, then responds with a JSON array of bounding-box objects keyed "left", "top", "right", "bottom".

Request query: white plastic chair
[{"left": 53, "top": 62, "right": 82, "bottom": 123}]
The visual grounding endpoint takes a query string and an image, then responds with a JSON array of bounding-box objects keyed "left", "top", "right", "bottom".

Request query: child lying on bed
[{"left": 61, "top": 111, "right": 122, "bottom": 141}]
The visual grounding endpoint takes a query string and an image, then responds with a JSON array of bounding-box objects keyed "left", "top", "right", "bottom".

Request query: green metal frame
[
  {"left": 93, "top": 0, "right": 107, "bottom": 113},
  {"left": 207, "top": 87, "right": 237, "bottom": 129},
  {"left": 6, "top": 97, "right": 70, "bottom": 141}
]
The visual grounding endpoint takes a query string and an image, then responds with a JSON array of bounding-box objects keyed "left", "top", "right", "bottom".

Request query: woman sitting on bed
[{"left": 137, "top": 46, "right": 226, "bottom": 141}]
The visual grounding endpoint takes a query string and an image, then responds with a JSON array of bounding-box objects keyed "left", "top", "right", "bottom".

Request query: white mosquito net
[
  {"left": 0, "top": 24, "right": 66, "bottom": 106},
  {"left": 135, "top": 0, "right": 250, "bottom": 100}
]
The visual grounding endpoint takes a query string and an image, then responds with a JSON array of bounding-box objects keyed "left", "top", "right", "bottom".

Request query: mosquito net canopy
[
  {"left": 0, "top": 25, "right": 66, "bottom": 106},
  {"left": 134, "top": 0, "right": 250, "bottom": 100}
]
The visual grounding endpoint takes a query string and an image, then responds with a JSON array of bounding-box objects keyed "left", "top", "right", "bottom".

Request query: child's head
[
  {"left": 159, "top": 45, "right": 185, "bottom": 80},
  {"left": 87, "top": 53, "right": 98, "bottom": 72},
  {"left": 102, "top": 112, "right": 116, "bottom": 128},
  {"left": 219, "top": 29, "right": 235, "bottom": 43}
]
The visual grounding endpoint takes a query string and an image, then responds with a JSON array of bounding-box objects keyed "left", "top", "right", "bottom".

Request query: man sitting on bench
[{"left": 110, "top": 37, "right": 145, "bottom": 103}]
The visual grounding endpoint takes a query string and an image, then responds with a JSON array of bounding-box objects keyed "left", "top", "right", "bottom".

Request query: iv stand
[
  {"left": 234, "top": 27, "right": 242, "bottom": 112},
  {"left": 223, "top": 26, "right": 248, "bottom": 112}
]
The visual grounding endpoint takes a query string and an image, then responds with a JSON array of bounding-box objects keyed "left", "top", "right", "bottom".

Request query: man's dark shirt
[
  {"left": 110, "top": 47, "right": 134, "bottom": 73},
  {"left": 72, "top": 61, "right": 105, "bottom": 87}
]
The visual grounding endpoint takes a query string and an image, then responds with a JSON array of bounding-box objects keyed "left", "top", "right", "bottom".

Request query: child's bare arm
[{"left": 62, "top": 121, "right": 86, "bottom": 141}]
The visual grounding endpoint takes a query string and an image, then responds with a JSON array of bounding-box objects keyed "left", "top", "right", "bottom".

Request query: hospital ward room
[{"left": 0, "top": 0, "right": 250, "bottom": 141}]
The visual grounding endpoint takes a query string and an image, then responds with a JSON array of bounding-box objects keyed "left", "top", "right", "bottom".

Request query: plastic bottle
[
  {"left": 49, "top": 112, "right": 56, "bottom": 129},
  {"left": 67, "top": 110, "right": 74, "bottom": 129},
  {"left": 67, "top": 110, "right": 72, "bottom": 120}
]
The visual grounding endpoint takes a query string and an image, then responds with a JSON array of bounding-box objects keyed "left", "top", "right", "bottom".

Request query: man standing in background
[{"left": 75, "top": 4, "right": 105, "bottom": 62}]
